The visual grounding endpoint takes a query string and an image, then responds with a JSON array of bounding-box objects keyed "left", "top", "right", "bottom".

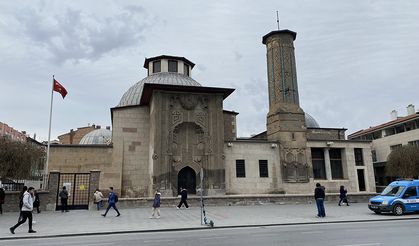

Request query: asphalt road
[{"left": 2, "top": 219, "right": 419, "bottom": 246}]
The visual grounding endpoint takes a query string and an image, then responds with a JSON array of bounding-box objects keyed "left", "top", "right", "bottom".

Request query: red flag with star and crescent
[{"left": 53, "top": 79, "right": 68, "bottom": 98}]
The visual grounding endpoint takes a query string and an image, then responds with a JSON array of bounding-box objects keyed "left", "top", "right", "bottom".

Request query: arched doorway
[{"left": 178, "top": 166, "right": 196, "bottom": 194}]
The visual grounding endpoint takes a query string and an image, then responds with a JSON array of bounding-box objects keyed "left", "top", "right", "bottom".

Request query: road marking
[
  {"left": 337, "top": 243, "right": 381, "bottom": 246},
  {"left": 252, "top": 233, "right": 278, "bottom": 237},
  {"left": 199, "top": 236, "right": 229, "bottom": 240},
  {"left": 143, "top": 239, "right": 175, "bottom": 243},
  {"left": 301, "top": 230, "right": 324, "bottom": 234}
]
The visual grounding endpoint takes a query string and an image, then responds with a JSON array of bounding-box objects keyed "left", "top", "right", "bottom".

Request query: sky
[{"left": 0, "top": 0, "right": 418, "bottom": 142}]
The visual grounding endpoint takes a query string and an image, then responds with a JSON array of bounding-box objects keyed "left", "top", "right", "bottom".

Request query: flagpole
[{"left": 45, "top": 75, "right": 55, "bottom": 175}]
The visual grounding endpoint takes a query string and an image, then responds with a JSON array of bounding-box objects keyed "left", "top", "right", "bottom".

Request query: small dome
[
  {"left": 305, "top": 113, "right": 320, "bottom": 128},
  {"left": 79, "top": 129, "right": 112, "bottom": 145},
  {"left": 117, "top": 72, "right": 202, "bottom": 107}
]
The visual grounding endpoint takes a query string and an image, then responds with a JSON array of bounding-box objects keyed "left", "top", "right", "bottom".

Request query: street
[{"left": 2, "top": 219, "right": 418, "bottom": 246}]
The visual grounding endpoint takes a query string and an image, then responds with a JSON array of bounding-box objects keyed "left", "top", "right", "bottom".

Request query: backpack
[{"left": 114, "top": 194, "right": 118, "bottom": 203}]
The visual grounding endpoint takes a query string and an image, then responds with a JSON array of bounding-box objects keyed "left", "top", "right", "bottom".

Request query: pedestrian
[
  {"left": 9, "top": 187, "right": 37, "bottom": 234},
  {"left": 93, "top": 189, "right": 104, "bottom": 210},
  {"left": 177, "top": 187, "right": 189, "bottom": 209},
  {"left": 150, "top": 190, "right": 161, "bottom": 219},
  {"left": 33, "top": 190, "right": 41, "bottom": 213},
  {"left": 338, "top": 185, "right": 350, "bottom": 206},
  {"left": 314, "top": 183, "right": 326, "bottom": 218},
  {"left": 59, "top": 186, "right": 69, "bottom": 212},
  {"left": 0, "top": 187, "right": 5, "bottom": 214},
  {"left": 101, "top": 187, "right": 121, "bottom": 217}
]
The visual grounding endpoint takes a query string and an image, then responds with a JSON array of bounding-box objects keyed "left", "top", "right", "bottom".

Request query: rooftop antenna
[{"left": 276, "top": 11, "right": 280, "bottom": 30}]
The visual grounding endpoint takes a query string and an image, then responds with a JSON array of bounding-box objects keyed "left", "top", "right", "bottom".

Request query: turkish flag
[{"left": 53, "top": 79, "right": 68, "bottom": 98}]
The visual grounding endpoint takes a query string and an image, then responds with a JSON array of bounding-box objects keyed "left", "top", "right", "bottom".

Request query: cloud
[{"left": 16, "top": 5, "right": 153, "bottom": 64}]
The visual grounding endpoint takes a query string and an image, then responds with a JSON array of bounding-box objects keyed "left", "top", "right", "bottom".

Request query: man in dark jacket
[
  {"left": 314, "top": 183, "right": 326, "bottom": 218},
  {"left": 177, "top": 187, "right": 189, "bottom": 209},
  {"left": 59, "top": 186, "right": 69, "bottom": 212},
  {"left": 101, "top": 187, "right": 121, "bottom": 217}
]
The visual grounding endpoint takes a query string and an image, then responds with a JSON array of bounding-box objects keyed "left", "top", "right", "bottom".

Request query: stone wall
[
  {"left": 223, "top": 111, "right": 237, "bottom": 141},
  {"left": 48, "top": 145, "right": 114, "bottom": 192},
  {"left": 2, "top": 172, "right": 60, "bottom": 212},
  {"left": 224, "top": 141, "right": 282, "bottom": 194},
  {"left": 112, "top": 106, "right": 151, "bottom": 197},
  {"left": 307, "top": 128, "right": 346, "bottom": 141}
]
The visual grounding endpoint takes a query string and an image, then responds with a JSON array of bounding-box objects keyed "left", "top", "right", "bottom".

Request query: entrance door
[
  {"left": 357, "top": 169, "right": 366, "bottom": 192},
  {"left": 178, "top": 166, "right": 196, "bottom": 194},
  {"left": 56, "top": 173, "right": 90, "bottom": 210}
]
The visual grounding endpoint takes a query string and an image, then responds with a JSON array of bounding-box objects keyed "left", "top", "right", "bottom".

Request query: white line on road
[
  {"left": 199, "top": 236, "right": 229, "bottom": 240},
  {"left": 143, "top": 239, "right": 175, "bottom": 243},
  {"left": 300, "top": 230, "right": 325, "bottom": 234},
  {"left": 337, "top": 243, "right": 381, "bottom": 246}
]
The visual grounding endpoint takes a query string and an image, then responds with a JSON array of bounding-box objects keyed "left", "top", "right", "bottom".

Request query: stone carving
[
  {"left": 179, "top": 94, "right": 198, "bottom": 110},
  {"left": 282, "top": 147, "right": 309, "bottom": 183},
  {"left": 172, "top": 110, "right": 182, "bottom": 126}
]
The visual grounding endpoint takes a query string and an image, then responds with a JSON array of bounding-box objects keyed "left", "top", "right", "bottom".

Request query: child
[{"left": 150, "top": 190, "right": 161, "bottom": 219}]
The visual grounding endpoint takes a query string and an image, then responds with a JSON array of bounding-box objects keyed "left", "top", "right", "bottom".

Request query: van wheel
[{"left": 393, "top": 204, "right": 404, "bottom": 215}]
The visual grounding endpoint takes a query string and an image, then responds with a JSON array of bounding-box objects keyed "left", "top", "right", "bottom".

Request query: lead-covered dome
[
  {"left": 305, "top": 113, "right": 320, "bottom": 128},
  {"left": 117, "top": 72, "right": 202, "bottom": 107},
  {"left": 79, "top": 129, "right": 112, "bottom": 145}
]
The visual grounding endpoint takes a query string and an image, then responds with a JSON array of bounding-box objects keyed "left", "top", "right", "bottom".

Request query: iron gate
[{"left": 56, "top": 173, "right": 90, "bottom": 210}]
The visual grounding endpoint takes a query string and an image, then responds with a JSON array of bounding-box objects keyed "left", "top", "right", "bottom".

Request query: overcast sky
[{"left": 1, "top": 1, "right": 418, "bottom": 142}]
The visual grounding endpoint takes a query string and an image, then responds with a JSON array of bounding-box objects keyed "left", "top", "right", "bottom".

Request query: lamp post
[{"left": 200, "top": 167, "right": 204, "bottom": 225}]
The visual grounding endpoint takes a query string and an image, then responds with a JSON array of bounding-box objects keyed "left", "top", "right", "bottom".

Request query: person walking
[
  {"left": 101, "top": 187, "right": 121, "bottom": 217},
  {"left": 0, "top": 187, "right": 5, "bottom": 214},
  {"left": 314, "top": 183, "right": 326, "bottom": 218},
  {"left": 59, "top": 186, "right": 69, "bottom": 212},
  {"left": 93, "top": 189, "right": 104, "bottom": 210},
  {"left": 177, "top": 187, "right": 189, "bottom": 209},
  {"left": 10, "top": 187, "right": 36, "bottom": 234},
  {"left": 338, "top": 185, "right": 350, "bottom": 206},
  {"left": 150, "top": 190, "right": 161, "bottom": 219},
  {"left": 33, "top": 190, "right": 41, "bottom": 213}
]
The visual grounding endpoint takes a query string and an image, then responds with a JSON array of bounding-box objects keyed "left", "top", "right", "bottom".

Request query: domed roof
[
  {"left": 305, "top": 113, "right": 320, "bottom": 128},
  {"left": 117, "top": 72, "right": 202, "bottom": 107},
  {"left": 79, "top": 129, "right": 112, "bottom": 145}
]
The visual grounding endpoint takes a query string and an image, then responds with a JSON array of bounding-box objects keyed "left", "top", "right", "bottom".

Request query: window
[
  {"left": 259, "top": 160, "right": 268, "bottom": 178},
  {"left": 390, "top": 144, "right": 402, "bottom": 151},
  {"left": 184, "top": 64, "right": 189, "bottom": 76},
  {"left": 311, "top": 148, "right": 326, "bottom": 179},
  {"left": 354, "top": 148, "right": 364, "bottom": 166},
  {"left": 236, "top": 160, "right": 245, "bottom": 178},
  {"left": 404, "top": 186, "right": 417, "bottom": 197},
  {"left": 153, "top": 60, "right": 161, "bottom": 73},
  {"left": 329, "top": 148, "right": 343, "bottom": 179},
  {"left": 408, "top": 140, "right": 419, "bottom": 146},
  {"left": 371, "top": 150, "right": 377, "bottom": 162},
  {"left": 168, "top": 60, "right": 178, "bottom": 72}
]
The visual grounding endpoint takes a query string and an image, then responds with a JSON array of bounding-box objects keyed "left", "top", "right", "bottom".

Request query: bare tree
[
  {"left": 0, "top": 137, "right": 45, "bottom": 179},
  {"left": 386, "top": 145, "right": 419, "bottom": 179}
]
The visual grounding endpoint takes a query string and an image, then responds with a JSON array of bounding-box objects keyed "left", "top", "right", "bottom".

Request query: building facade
[
  {"left": 348, "top": 105, "right": 419, "bottom": 190},
  {"left": 48, "top": 29, "right": 375, "bottom": 197}
]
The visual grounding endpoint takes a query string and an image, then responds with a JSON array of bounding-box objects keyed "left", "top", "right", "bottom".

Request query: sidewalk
[{"left": 1, "top": 203, "right": 419, "bottom": 239}]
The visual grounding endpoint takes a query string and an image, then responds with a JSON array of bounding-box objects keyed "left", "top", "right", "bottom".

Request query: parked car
[{"left": 368, "top": 180, "right": 419, "bottom": 215}]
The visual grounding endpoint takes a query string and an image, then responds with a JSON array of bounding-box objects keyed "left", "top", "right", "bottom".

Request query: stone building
[
  {"left": 48, "top": 29, "right": 376, "bottom": 197},
  {"left": 348, "top": 105, "right": 419, "bottom": 190}
]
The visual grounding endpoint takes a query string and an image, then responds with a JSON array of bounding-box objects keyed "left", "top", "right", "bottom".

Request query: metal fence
[{"left": 0, "top": 174, "right": 49, "bottom": 191}]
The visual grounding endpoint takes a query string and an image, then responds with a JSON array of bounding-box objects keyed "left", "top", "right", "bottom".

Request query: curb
[{"left": 2, "top": 217, "right": 419, "bottom": 241}]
